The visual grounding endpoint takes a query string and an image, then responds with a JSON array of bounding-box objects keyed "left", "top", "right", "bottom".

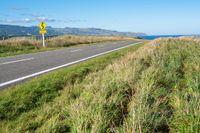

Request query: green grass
[
  {"left": 0, "top": 37, "right": 199, "bottom": 133},
  {"left": 0, "top": 45, "right": 58, "bottom": 57},
  {"left": 0, "top": 42, "right": 143, "bottom": 132}
]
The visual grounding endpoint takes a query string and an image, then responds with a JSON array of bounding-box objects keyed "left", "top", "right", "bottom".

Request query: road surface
[{"left": 0, "top": 41, "right": 142, "bottom": 89}]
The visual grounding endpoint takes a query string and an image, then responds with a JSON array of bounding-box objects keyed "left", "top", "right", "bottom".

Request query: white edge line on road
[
  {"left": 0, "top": 58, "right": 35, "bottom": 65},
  {"left": 70, "top": 49, "right": 83, "bottom": 53},
  {"left": 0, "top": 42, "right": 142, "bottom": 88}
]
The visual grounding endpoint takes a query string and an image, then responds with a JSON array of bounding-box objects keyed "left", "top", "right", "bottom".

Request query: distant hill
[{"left": 0, "top": 24, "right": 147, "bottom": 37}]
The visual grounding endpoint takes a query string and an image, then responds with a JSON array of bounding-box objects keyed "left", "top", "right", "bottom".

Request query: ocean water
[{"left": 139, "top": 35, "right": 184, "bottom": 40}]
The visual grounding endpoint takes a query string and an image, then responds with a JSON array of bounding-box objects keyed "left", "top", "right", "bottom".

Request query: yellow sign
[
  {"left": 39, "top": 29, "right": 47, "bottom": 34},
  {"left": 39, "top": 21, "right": 47, "bottom": 30}
]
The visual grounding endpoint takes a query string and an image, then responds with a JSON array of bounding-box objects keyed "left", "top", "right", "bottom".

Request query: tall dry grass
[
  {"left": 0, "top": 38, "right": 39, "bottom": 47},
  {"left": 0, "top": 35, "right": 137, "bottom": 57},
  {"left": 45, "top": 35, "right": 136, "bottom": 47},
  {"left": 0, "top": 35, "right": 136, "bottom": 48}
]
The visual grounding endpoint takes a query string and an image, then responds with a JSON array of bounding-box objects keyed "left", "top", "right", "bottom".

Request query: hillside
[
  {"left": 0, "top": 38, "right": 199, "bottom": 132},
  {"left": 0, "top": 24, "right": 147, "bottom": 36}
]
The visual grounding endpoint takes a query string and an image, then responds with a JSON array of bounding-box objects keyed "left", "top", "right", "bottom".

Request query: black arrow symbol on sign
[{"left": 41, "top": 22, "right": 44, "bottom": 30}]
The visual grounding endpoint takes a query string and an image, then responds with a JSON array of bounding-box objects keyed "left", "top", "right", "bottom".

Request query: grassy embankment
[
  {"left": 0, "top": 37, "right": 200, "bottom": 132},
  {"left": 0, "top": 42, "right": 144, "bottom": 132},
  {"left": 0, "top": 36, "right": 136, "bottom": 57}
]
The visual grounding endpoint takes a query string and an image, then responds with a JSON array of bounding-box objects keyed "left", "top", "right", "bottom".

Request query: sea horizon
[{"left": 139, "top": 34, "right": 199, "bottom": 40}]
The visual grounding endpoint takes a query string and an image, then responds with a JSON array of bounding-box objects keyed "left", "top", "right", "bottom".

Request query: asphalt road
[{"left": 0, "top": 41, "right": 142, "bottom": 89}]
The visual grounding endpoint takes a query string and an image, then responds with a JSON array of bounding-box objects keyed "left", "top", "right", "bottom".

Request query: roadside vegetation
[
  {"left": 0, "top": 42, "right": 143, "bottom": 132},
  {"left": 0, "top": 35, "right": 137, "bottom": 57},
  {"left": 0, "top": 37, "right": 199, "bottom": 133}
]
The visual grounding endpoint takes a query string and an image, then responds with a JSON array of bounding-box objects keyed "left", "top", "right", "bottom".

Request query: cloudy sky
[{"left": 1, "top": 0, "right": 200, "bottom": 35}]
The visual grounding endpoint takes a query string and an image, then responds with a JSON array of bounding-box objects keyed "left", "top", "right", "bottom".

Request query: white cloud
[
  {"left": 10, "top": 7, "right": 29, "bottom": 11},
  {"left": 0, "top": 11, "right": 85, "bottom": 25},
  {"left": 37, "top": 17, "right": 56, "bottom": 22},
  {"left": 63, "top": 19, "right": 84, "bottom": 23},
  {"left": 0, "top": 17, "right": 56, "bottom": 24},
  {"left": 23, "top": 18, "right": 32, "bottom": 23}
]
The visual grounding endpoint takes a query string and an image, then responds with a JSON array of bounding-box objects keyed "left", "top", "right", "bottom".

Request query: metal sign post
[{"left": 42, "top": 33, "right": 45, "bottom": 47}]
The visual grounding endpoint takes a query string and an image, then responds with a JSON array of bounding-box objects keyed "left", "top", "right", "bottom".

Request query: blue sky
[{"left": 0, "top": 0, "right": 200, "bottom": 35}]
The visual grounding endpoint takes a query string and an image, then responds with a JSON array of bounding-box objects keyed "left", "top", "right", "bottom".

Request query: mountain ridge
[{"left": 0, "top": 24, "right": 147, "bottom": 36}]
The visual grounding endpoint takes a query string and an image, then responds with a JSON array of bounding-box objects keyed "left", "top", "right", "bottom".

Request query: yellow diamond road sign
[
  {"left": 39, "top": 21, "right": 47, "bottom": 34},
  {"left": 40, "top": 30, "right": 47, "bottom": 34},
  {"left": 39, "top": 21, "right": 47, "bottom": 30}
]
